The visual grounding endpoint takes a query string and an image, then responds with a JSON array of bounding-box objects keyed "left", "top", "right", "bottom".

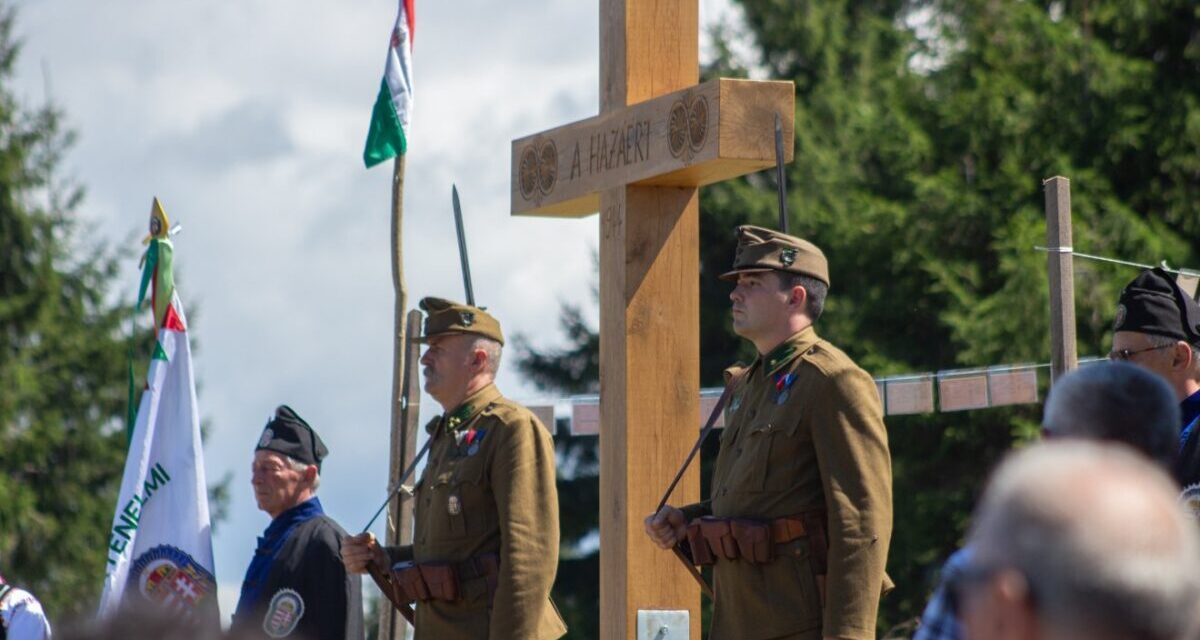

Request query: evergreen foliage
[
  {"left": 517, "top": 0, "right": 1198, "bottom": 635},
  {"left": 0, "top": 3, "right": 228, "bottom": 622}
]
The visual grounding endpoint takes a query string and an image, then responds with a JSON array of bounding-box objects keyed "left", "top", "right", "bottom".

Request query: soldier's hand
[
  {"left": 644, "top": 506, "right": 687, "bottom": 549},
  {"left": 341, "top": 532, "right": 388, "bottom": 575}
]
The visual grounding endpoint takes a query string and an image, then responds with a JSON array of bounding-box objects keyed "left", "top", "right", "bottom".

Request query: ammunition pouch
[
  {"left": 392, "top": 562, "right": 431, "bottom": 602},
  {"left": 686, "top": 521, "right": 716, "bottom": 566},
  {"left": 699, "top": 516, "right": 739, "bottom": 560},
  {"left": 731, "top": 518, "right": 773, "bottom": 564},
  {"left": 390, "top": 553, "right": 500, "bottom": 604}
]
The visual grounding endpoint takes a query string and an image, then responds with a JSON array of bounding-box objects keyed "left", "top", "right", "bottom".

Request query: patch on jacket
[
  {"left": 263, "top": 588, "right": 305, "bottom": 638},
  {"left": 1181, "top": 483, "right": 1200, "bottom": 521}
]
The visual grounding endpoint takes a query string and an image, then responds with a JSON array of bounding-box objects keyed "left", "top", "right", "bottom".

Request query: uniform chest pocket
[
  {"left": 420, "top": 453, "right": 489, "bottom": 540},
  {"left": 727, "top": 423, "right": 782, "bottom": 492}
]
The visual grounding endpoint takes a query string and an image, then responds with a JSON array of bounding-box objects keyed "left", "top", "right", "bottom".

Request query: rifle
[{"left": 774, "top": 112, "right": 789, "bottom": 234}]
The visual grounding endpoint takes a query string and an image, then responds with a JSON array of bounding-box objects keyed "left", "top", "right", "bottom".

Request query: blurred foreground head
[
  {"left": 1042, "top": 361, "right": 1180, "bottom": 470},
  {"left": 959, "top": 441, "right": 1200, "bottom": 640}
]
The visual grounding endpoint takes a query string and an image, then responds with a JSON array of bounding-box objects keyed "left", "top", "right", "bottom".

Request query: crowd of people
[{"left": 7, "top": 228, "right": 1200, "bottom": 640}]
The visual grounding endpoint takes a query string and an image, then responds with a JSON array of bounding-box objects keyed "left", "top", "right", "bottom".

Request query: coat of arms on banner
[{"left": 127, "top": 545, "right": 217, "bottom": 615}]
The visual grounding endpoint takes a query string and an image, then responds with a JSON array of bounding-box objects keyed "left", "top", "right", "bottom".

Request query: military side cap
[
  {"left": 719, "top": 225, "right": 830, "bottom": 286},
  {"left": 418, "top": 297, "right": 505, "bottom": 345},
  {"left": 256, "top": 405, "right": 328, "bottom": 469},
  {"left": 1113, "top": 268, "right": 1200, "bottom": 344}
]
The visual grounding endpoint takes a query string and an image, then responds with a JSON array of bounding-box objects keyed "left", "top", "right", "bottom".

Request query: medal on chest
[
  {"left": 773, "top": 372, "right": 797, "bottom": 405},
  {"left": 447, "top": 493, "right": 462, "bottom": 516},
  {"left": 455, "top": 427, "right": 488, "bottom": 457}
]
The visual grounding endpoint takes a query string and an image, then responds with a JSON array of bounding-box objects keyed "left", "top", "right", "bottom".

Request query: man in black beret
[
  {"left": 1110, "top": 268, "right": 1200, "bottom": 487},
  {"left": 231, "top": 405, "right": 363, "bottom": 640}
]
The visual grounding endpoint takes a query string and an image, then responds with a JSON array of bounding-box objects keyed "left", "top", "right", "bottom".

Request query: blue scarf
[
  {"left": 233, "top": 497, "right": 324, "bottom": 621},
  {"left": 1180, "top": 389, "right": 1200, "bottom": 451}
]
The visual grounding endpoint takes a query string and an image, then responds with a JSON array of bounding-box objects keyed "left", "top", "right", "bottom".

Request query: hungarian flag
[
  {"left": 99, "top": 204, "right": 218, "bottom": 625},
  {"left": 363, "top": 0, "right": 414, "bottom": 168}
]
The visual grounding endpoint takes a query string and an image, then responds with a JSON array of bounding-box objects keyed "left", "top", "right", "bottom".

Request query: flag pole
[{"left": 379, "top": 155, "right": 420, "bottom": 640}]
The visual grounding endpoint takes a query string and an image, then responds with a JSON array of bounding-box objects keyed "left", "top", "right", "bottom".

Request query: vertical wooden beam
[
  {"left": 1044, "top": 176, "right": 1078, "bottom": 384},
  {"left": 599, "top": 1, "right": 700, "bottom": 639}
]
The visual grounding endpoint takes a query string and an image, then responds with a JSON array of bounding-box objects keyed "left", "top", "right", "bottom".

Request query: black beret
[
  {"left": 1113, "top": 268, "right": 1200, "bottom": 345},
  {"left": 255, "top": 405, "right": 328, "bottom": 469}
]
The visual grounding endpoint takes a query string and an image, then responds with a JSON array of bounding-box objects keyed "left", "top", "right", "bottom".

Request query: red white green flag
[{"left": 363, "top": 0, "right": 414, "bottom": 168}]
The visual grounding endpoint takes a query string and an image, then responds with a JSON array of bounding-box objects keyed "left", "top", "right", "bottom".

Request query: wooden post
[
  {"left": 1044, "top": 176, "right": 1078, "bottom": 384},
  {"left": 378, "top": 157, "right": 420, "bottom": 640},
  {"left": 510, "top": 2, "right": 795, "bottom": 636}
]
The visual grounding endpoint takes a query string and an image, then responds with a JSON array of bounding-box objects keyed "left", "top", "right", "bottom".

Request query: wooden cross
[{"left": 510, "top": 2, "right": 793, "bottom": 637}]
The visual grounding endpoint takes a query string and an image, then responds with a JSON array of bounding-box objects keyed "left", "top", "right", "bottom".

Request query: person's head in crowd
[
  {"left": 252, "top": 405, "right": 326, "bottom": 519},
  {"left": 1110, "top": 268, "right": 1200, "bottom": 402},
  {"left": 956, "top": 441, "right": 1200, "bottom": 640},
  {"left": 1041, "top": 361, "right": 1180, "bottom": 470}
]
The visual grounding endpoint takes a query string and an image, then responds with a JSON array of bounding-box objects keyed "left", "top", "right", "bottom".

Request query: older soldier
[
  {"left": 956, "top": 441, "right": 1200, "bottom": 640},
  {"left": 342, "top": 298, "right": 566, "bottom": 640},
  {"left": 231, "top": 406, "right": 363, "bottom": 640},
  {"left": 645, "top": 226, "right": 893, "bottom": 640},
  {"left": 1109, "top": 267, "right": 1200, "bottom": 487}
]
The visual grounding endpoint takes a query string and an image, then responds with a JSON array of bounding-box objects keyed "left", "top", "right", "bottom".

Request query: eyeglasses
[{"left": 1107, "top": 343, "right": 1175, "bottom": 361}]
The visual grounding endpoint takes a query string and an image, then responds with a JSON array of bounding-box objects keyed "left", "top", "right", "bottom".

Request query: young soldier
[
  {"left": 231, "top": 406, "right": 363, "bottom": 640},
  {"left": 645, "top": 226, "right": 893, "bottom": 640},
  {"left": 342, "top": 297, "right": 566, "bottom": 640}
]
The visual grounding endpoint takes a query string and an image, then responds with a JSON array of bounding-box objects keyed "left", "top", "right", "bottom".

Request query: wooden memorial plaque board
[
  {"left": 938, "top": 373, "right": 990, "bottom": 412},
  {"left": 570, "top": 400, "right": 601, "bottom": 436},
  {"left": 987, "top": 368, "right": 1039, "bottom": 407},
  {"left": 511, "top": 78, "right": 794, "bottom": 217},
  {"left": 529, "top": 405, "right": 557, "bottom": 435},
  {"left": 884, "top": 376, "right": 935, "bottom": 415}
]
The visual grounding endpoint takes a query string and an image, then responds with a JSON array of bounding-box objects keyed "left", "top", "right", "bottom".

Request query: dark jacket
[{"left": 233, "top": 514, "right": 363, "bottom": 640}]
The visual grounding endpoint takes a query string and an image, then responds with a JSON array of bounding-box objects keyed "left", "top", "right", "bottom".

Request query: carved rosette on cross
[
  {"left": 518, "top": 138, "right": 558, "bottom": 205},
  {"left": 668, "top": 93, "right": 709, "bottom": 163}
]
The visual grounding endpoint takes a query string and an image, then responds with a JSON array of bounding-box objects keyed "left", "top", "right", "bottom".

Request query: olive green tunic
[
  {"left": 683, "top": 327, "right": 893, "bottom": 640},
  {"left": 388, "top": 384, "right": 566, "bottom": 640}
]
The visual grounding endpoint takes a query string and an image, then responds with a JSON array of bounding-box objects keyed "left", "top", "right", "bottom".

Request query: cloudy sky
[{"left": 11, "top": 0, "right": 752, "bottom": 622}]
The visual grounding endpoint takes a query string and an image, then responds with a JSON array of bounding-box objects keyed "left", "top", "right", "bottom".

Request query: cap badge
[
  {"left": 1113, "top": 304, "right": 1127, "bottom": 330},
  {"left": 780, "top": 248, "right": 797, "bottom": 267},
  {"left": 460, "top": 311, "right": 475, "bottom": 326},
  {"left": 258, "top": 428, "right": 274, "bottom": 448}
]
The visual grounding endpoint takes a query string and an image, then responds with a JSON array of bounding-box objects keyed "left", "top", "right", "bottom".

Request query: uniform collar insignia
[
  {"left": 443, "top": 384, "right": 503, "bottom": 433},
  {"left": 762, "top": 326, "right": 820, "bottom": 376}
]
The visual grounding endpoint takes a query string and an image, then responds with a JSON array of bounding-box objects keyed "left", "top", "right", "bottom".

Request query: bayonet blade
[
  {"left": 451, "top": 184, "right": 476, "bottom": 307},
  {"left": 774, "top": 113, "right": 789, "bottom": 234}
]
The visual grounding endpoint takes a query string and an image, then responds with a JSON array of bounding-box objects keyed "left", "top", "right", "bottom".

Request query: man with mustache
[{"left": 342, "top": 297, "right": 566, "bottom": 640}]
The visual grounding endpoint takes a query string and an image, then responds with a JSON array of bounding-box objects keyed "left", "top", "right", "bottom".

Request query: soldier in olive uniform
[
  {"left": 645, "top": 226, "right": 893, "bottom": 640},
  {"left": 342, "top": 297, "right": 566, "bottom": 640}
]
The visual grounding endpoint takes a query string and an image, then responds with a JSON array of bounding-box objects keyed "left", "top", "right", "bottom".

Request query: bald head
[{"left": 966, "top": 442, "right": 1200, "bottom": 640}]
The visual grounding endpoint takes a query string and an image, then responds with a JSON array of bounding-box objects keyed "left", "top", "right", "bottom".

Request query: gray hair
[
  {"left": 969, "top": 441, "right": 1200, "bottom": 640},
  {"left": 472, "top": 336, "right": 503, "bottom": 376},
  {"left": 1042, "top": 361, "right": 1180, "bottom": 469},
  {"left": 285, "top": 455, "right": 320, "bottom": 492},
  {"left": 778, "top": 273, "right": 828, "bottom": 322},
  {"left": 1147, "top": 335, "right": 1200, "bottom": 376}
]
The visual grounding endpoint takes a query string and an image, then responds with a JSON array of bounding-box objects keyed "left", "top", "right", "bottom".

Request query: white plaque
[{"left": 636, "top": 609, "right": 689, "bottom": 640}]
